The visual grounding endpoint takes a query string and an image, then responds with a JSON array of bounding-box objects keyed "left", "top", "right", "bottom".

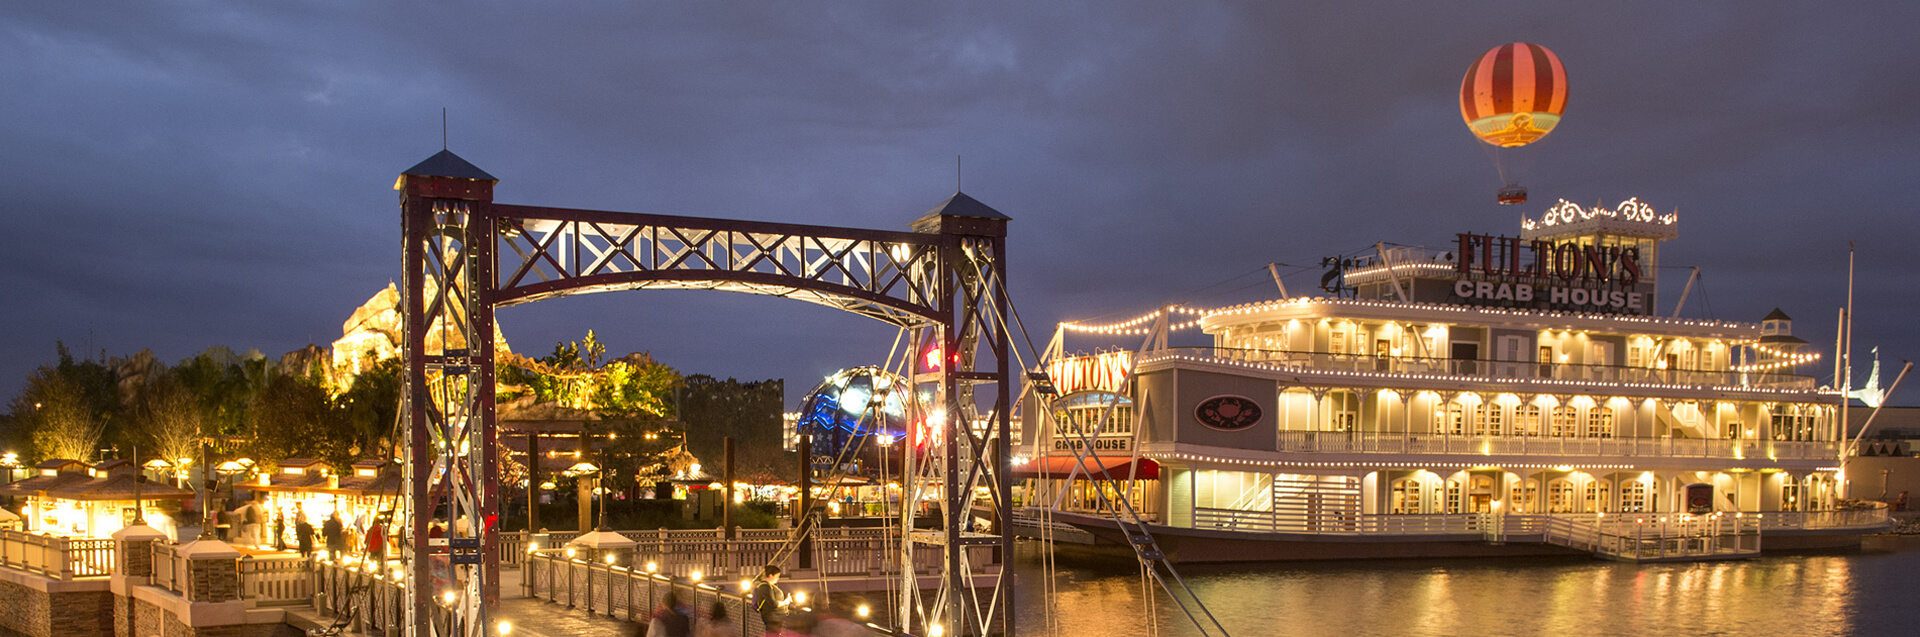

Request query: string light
[
  {"left": 1734, "top": 351, "right": 1821, "bottom": 373},
  {"left": 1061, "top": 311, "right": 1207, "bottom": 336},
  {"left": 1147, "top": 451, "right": 1638, "bottom": 471},
  {"left": 1198, "top": 297, "right": 1750, "bottom": 330},
  {"left": 1521, "top": 197, "right": 1677, "bottom": 231}
]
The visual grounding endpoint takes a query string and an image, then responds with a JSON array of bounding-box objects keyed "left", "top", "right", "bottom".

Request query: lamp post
[
  {"left": 143, "top": 457, "right": 174, "bottom": 488},
  {"left": 213, "top": 457, "right": 254, "bottom": 542},
  {"left": 216, "top": 458, "right": 253, "bottom": 506},
  {"left": 1, "top": 452, "right": 19, "bottom": 511},
  {"left": 565, "top": 460, "right": 603, "bottom": 532}
]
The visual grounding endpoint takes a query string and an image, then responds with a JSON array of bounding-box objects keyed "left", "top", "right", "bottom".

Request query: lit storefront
[
  {"left": 0, "top": 459, "right": 194, "bottom": 540},
  {"left": 237, "top": 458, "right": 400, "bottom": 551}
]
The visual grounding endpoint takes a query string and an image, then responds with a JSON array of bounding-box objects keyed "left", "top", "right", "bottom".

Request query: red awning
[{"left": 1012, "top": 456, "right": 1159, "bottom": 481}]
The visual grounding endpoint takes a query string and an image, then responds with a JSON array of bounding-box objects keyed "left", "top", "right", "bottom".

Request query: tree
[
  {"left": 172, "top": 346, "right": 262, "bottom": 445},
  {"left": 678, "top": 375, "right": 785, "bottom": 467},
  {"left": 336, "top": 356, "right": 401, "bottom": 461},
  {"left": 134, "top": 375, "right": 204, "bottom": 470},
  {"left": 247, "top": 371, "right": 351, "bottom": 467},
  {"left": 12, "top": 366, "right": 105, "bottom": 462}
]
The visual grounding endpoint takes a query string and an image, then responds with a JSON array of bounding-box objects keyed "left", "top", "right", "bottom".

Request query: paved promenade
[{"left": 290, "top": 567, "right": 644, "bottom": 637}]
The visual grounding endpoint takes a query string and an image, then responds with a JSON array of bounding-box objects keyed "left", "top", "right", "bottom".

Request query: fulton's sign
[{"left": 1452, "top": 233, "right": 1650, "bottom": 314}]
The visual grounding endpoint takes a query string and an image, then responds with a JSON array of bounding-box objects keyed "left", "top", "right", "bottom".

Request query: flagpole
[{"left": 1840, "top": 243, "right": 1855, "bottom": 496}]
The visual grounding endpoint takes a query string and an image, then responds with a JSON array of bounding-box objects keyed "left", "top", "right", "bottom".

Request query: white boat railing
[
  {"left": 1185, "top": 507, "right": 1879, "bottom": 539},
  {"left": 1157, "top": 347, "right": 1817, "bottom": 390},
  {"left": 1542, "top": 513, "right": 1763, "bottom": 560},
  {"left": 1274, "top": 431, "right": 1839, "bottom": 460}
]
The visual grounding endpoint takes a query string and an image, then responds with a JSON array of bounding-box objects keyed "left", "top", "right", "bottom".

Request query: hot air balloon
[{"left": 1460, "top": 42, "right": 1568, "bottom": 205}]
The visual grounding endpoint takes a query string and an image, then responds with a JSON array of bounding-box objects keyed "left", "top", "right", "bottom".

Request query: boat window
[
  {"left": 1547, "top": 479, "right": 1576, "bottom": 513},
  {"left": 1584, "top": 480, "right": 1612, "bottom": 513}
]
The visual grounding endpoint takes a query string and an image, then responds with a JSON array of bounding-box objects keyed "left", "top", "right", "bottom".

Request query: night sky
[{"left": 4, "top": 3, "right": 1916, "bottom": 405}]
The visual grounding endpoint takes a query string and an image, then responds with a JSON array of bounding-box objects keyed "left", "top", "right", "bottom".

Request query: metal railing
[
  {"left": 313, "top": 558, "right": 405, "bottom": 633},
  {"left": 1542, "top": 513, "right": 1762, "bottom": 560},
  {"left": 524, "top": 552, "right": 897, "bottom": 637},
  {"left": 1185, "top": 506, "right": 1872, "bottom": 542},
  {"left": 1274, "top": 431, "right": 1841, "bottom": 460},
  {"left": 513, "top": 527, "right": 913, "bottom": 577},
  {"left": 1160, "top": 346, "right": 1816, "bottom": 389},
  {"left": 520, "top": 527, "right": 952, "bottom": 582},
  {"left": 0, "top": 529, "right": 115, "bottom": 579},
  {"left": 1754, "top": 507, "right": 1891, "bottom": 531}
]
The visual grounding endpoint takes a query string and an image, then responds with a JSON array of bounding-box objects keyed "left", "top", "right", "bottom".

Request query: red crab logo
[{"left": 1195, "top": 395, "right": 1262, "bottom": 431}]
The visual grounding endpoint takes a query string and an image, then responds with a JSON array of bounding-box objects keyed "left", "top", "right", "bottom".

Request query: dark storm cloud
[{"left": 3, "top": 2, "right": 1917, "bottom": 404}]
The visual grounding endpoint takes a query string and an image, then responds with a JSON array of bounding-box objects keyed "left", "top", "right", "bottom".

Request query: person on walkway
[
  {"left": 648, "top": 590, "right": 693, "bottom": 637},
  {"left": 273, "top": 514, "right": 288, "bottom": 551},
  {"left": 811, "top": 609, "right": 863, "bottom": 637},
  {"left": 323, "top": 512, "right": 345, "bottom": 557},
  {"left": 245, "top": 503, "right": 265, "bottom": 545},
  {"left": 365, "top": 516, "right": 386, "bottom": 562},
  {"left": 751, "top": 565, "right": 791, "bottom": 631},
  {"left": 295, "top": 514, "right": 315, "bottom": 558},
  {"left": 698, "top": 600, "right": 736, "bottom": 637}
]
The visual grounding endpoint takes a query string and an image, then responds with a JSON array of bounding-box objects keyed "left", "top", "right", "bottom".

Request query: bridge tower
[{"left": 395, "top": 150, "right": 1014, "bottom": 637}]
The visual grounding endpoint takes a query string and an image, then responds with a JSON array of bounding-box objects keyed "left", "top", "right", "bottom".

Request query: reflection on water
[{"left": 1016, "top": 537, "right": 1920, "bottom": 637}]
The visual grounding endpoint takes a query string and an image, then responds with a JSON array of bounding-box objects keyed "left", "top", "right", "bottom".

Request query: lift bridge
[{"left": 393, "top": 149, "right": 1014, "bottom": 637}]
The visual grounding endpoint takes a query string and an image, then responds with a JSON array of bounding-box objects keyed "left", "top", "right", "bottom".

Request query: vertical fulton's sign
[{"left": 1452, "top": 233, "right": 1648, "bottom": 314}]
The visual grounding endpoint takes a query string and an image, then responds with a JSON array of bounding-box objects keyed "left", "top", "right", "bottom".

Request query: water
[{"left": 1016, "top": 537, "right": 1920, "bottom": 637}]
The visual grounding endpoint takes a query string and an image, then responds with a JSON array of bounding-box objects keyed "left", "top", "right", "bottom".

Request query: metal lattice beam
[{"left": 399, "top": 152, "right": 1013, "bottom": 637}]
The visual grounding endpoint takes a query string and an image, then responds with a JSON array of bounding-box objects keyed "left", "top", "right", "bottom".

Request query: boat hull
[{"left": 1034, "top": 510, "right": 1879, "bottom": 563}]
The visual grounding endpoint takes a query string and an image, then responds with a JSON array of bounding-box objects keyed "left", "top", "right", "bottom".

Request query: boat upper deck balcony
[
  {"left": 1193, "top": 296, "right": 1821, "bottom": 398},
  {"left": 1149, "top": 345, "right": 1818, "bottom": 393}
]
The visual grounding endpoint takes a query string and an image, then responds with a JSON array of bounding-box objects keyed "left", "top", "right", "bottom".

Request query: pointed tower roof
[
  {"left": 401, "top": 149, "right": 496, "bottom": 182},
  {"left": 912, "top": 191, "right": 1010, "bottom": 237},
  {"left": 923, "top": 191, "right": 1009, "bottom": 221},
  {"left": 396, "top": 149, "right": 497, "bottom": 202},
  {"left": 1762, "top": 308, "right": 1792, "bottom": 322}
]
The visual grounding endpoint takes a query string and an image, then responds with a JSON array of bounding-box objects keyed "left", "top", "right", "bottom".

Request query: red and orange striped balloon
[{"left": 1460, "top": 42, "right": 1568, "bottom": 147}]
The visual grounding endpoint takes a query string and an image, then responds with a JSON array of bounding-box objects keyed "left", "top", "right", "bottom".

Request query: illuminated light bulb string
[{"left": 1060, "top": 305, "right": 1211, "bottom": 336}]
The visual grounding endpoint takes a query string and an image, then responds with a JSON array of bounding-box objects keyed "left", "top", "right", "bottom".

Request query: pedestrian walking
[
  {"left": 365, "top": 517, "right": 386, "bottom": 562},
  {"left": 648, "top": 590, "right": 693, "bottom": 637},
  {"left": 698, "top": 600, "right": 737, "bottom": 637},
  {"left": 295, "top": 515, "right": 315, "bottom": 558},
  {"left": 323, "top": 512, "right": 345, "bottom": 557},
  {"left": 751, "top": 565, "right": 791, "bottom": 631}
]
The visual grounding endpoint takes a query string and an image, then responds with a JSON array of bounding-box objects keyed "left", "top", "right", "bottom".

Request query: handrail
[
  {"left": 1148, "top": 346, "right": 1816, "bottom": 389},
  {"left": 0, "top": 529, "right": 116, "bottom": 580},
  {"left": 1272, "top": 431, "right": 1840, "bottom": 460},
  {"left": 522, "top": 552, "right": 902, "bottom": 637}
]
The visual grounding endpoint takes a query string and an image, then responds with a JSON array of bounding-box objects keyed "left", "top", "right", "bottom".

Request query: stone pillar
[
  {"left": 174, "top": 539, "right": 243, "bottom": 603},
  {"left": 114, "top": 524, "right": 168, "bottom": 579},
  {"left": 113, "top": 524, "right": 170, "bottom": 637}
]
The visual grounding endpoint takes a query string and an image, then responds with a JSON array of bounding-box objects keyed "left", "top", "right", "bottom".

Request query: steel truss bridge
[{"left": 394, "top": 150, "right": 1014, "bottom": 637}]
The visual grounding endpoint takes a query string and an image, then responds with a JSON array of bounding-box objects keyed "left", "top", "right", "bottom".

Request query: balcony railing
[
  {"left": 1274, "top": 431, "right": 1841, "bottom": 460},
  {"left": 1158, "top": 346, "right": 1816, "bottom": 390},
  {"left": 1184, "top": 508, "right": 1887, "bottom": 539},
  {"left": 0, "top": 529, "right": 115, "bottom": 579}
]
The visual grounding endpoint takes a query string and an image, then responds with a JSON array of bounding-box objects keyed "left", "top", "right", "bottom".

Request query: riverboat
[{"left": 1013, "top": 198, "right": 1893, "bottom": 562}]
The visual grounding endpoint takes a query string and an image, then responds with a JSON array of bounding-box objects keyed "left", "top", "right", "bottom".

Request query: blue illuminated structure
[{"left": 797, "top": 367, "right": 919, "bottom": 476}]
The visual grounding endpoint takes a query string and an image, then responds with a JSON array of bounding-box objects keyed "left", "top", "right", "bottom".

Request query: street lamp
[
  {"left": 0, "top": 452, "right": 19, "bottom": 511},
  {"left": 216, "top": 458, "right": 254, "bottom": 504},
  {"left": 1, "top": 451, "right": 19, "bottom": 484},
  {"left": 565, "top": 460, "right": 603, "bottom": 531},
  {"left": 143, "top": 457, "right": 173, "bottom": 486}
]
